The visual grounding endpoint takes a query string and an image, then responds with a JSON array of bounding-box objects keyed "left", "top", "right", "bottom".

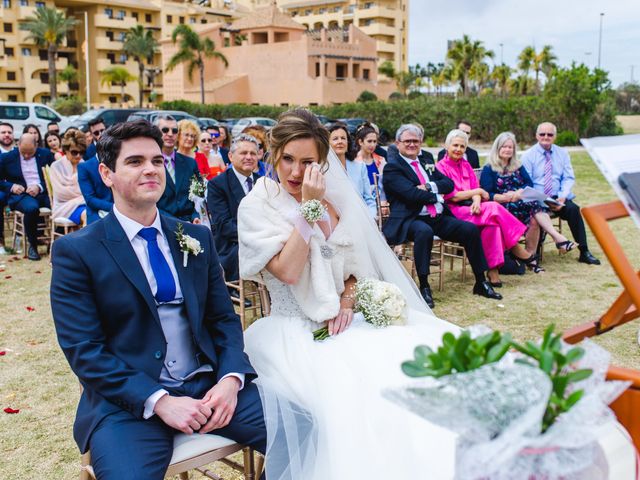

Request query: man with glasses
[
  {"left": 383, "top": 125, "right": 498, "bottom": 308},
  {"left": 206, "top": 126, "right": 230, "bottom": 165},
  {"left": 84, "top": 117, "right": 106, "bottom": 160},
  {"left": 522, "top": 122, "right": 600, "bottom": 265},
  {"left": 47, "top": 122, "right": 60, "bottom": 135},
  {"left": 437, "top": 120, "right": 480, "bottom": 168},
  {"left": 155, "top": 115, "right": 200, "bottom": 222},
  {"left": 0, "top": 133, "right": 54, "bottom": 260}
]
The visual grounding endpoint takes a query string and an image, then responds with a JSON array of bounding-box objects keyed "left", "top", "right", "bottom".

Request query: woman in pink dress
[{"left": 436, "top": 129, "right": 541, "bottom": 287}]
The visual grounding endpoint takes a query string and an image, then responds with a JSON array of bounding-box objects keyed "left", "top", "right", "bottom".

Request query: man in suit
[
  {"left": 155, "top": 115, "right": 200, "bottom": 222},
  {"left": 83, "top": 117, "right": 106, "bottom": 160},
  {"left": 0, "top": 133, "right": 54, "bottom": 260},
  {"left": 50, "top": 120, "right": 266, "bottom": 480},
  {"left": 383, "top": 124, "right": 500, "bottom": 307},
  {"left": 0, "top": 121, "right": 15, "bottom": 254},
  {"left": 437, "top": 120, "right": 480, "bottom": 169},
  {"left": 77, "top": 154, "right": 114, "bottom": 224},
  {"left": 207, "top": 133, "right": 260, "bottom": 284},
  {"left": 206, "top": 126, "right": 230, "bottom": 165}
]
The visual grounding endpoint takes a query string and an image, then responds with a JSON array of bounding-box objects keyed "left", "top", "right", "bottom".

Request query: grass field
[
  {"left": 0, "top": 151, "right": 638, "bottom": 479},
  {"left": 617, "top": 115, "right": 640, "bottom": 134}
]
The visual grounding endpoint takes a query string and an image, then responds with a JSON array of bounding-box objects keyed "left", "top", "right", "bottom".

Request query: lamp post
[
  {"left": 499, "top": 43, "right": 504, "bottom": 65},
  {"left": 597, "top": 12, "right": 604, "bottom": 69}
]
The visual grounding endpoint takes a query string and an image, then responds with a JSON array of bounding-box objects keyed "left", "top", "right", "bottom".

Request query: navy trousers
[
  {"left": 0, "top": 191, "right": 6, "bottom": 244},
  {"left": 9, "top": 192, "right": 50, "bottom": 247},
  {"left": 89, "top": 377, "right": 266, "bottom": 480}
]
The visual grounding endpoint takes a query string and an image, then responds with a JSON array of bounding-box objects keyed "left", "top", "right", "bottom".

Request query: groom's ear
[{"left": 99, "top": 162, "right": 114, "bottom": 188}]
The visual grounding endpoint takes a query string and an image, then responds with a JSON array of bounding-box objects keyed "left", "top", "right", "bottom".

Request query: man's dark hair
[
  {"left": 47, "top": 121, "right": 59, "bottom": 128},
  {"left": 457, "top": 119, "right": 472, "bottom": 128},
  {"left": 0, "top": 121, "right": 13, "bottom": 131},
  {"left": 206, "top": 125, "right": 220, "bottom": 133},
  {"left": 88, "top": 117, "right": 106, "bottom": 129},
  {"left": 97, "top": 120, "right": 163, "bottom": 171}
]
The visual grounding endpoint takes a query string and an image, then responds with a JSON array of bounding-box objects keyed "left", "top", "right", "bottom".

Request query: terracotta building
[{"left": 161, "top": 3, "right": 394, "bottom": 105}]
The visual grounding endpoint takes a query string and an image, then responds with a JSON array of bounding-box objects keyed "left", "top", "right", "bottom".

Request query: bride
[{"left": 237, "top": 109, "right": 459, "bottom": 479}]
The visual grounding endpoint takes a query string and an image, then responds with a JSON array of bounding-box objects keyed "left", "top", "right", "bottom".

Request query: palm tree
[
  {"left": 100, "top": 66, "right": 137, "bottom": 105},
  {"left": 21, "top": 6, "right": 78, "bottom": 102},
  {"left": 535, "top": 45, "right": 558, "bottom": 84},
  {"left": 517, "top": 46, "right": 536, "bottom": 95},
  {"left": 58, "top": 64, "right": 78, "bottom": 95},
  {"left": 491, "top": 64, "right": 513, "bottom": 97},
  {"left": 446, "top": 35, "right": 494, "bottom": 96},
  {"left": 166, "top": 25, "right": 228, "bottom": 105},
  {"left": 123, "top": 26, "right": 159, "bottom": 108}
]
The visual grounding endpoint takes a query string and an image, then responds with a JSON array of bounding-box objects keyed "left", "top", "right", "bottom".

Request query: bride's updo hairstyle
[{"left": 267, "top": 108, "right": 331, "bottom": 176}]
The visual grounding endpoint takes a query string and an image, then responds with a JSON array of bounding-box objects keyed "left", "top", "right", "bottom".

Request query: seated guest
[
  {"left": 155, "top": 115, "right": 200, "bottom": 222},
  {"left": 47, "top": 121, "right": 60, "bottom": 135},
  {"left": 195, "top": 131, "right": 226, "bottom": 180},
  {"left": 44, "top": 131, "right": 64, "bottom": 160},
  {"left": 241, "top": 125, "right": 268, "bottom": 176},
  {"left": 382, "top": 124, "right": 501, "bottom": 308},
  {"left": 206, "top": 126, "right": 230, "bottom": 166},
  {"left": 0, "top": 122, "right": 15, "bottom": 154},
  {"left": 0, "top": 133, "right": 54, "bottom": 260},
  {"left": 355, "top": 122, "right": 386, "bottom": 186},
  {"left": 207, "top": 133, "right": 260, "bottom": 283},
  {"left": 23, "top": 124, "right": 43, "bottom": 148},
  {"left": 218, "top": 124, "right": 231, "bottom": 149},
  {"left": 328, "top": 122, "right": 376, "bottom": 219},
  {"left": 436, "top": 129, "right": 540, "bottom": 287},
  {"left": 84, "top": 117, "right": 106, "bottom": 160},
  {"left": 370, "top": 122, "right": 388, "bottom": 160},
  {"left": 49, "top": 130, "right": 87, "bottom": 226},
  {"left": 521, "top": 122, "right": 600, "bottom": 265},
  {"left": 77, "top": 150, "right": 113, "bottom": 225},
  {"left": 437, "top": 120, "right": 480, "bottom": 169},
  {"left": 481, "top": 132, "right": 575, "bottom": 255},
  {"left": 176, "top": 119, "right": 200, "bottom": 159}
]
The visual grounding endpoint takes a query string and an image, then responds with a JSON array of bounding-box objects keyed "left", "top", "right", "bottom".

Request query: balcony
[
  {"left": 18, "top": 5, "right": 36, "bottom": 19},
  {"left": 17, "top": 29, "right": 36, "bottom": 45},
  {"left": 360, "top": 23, "right": 397, "bottom": 37},
  {"left": 95, "top": 37, "right": 123, "bottom": 51},
  {"left": 94, "top": 13, "right": 137, "bottom": 30},
  {"left": 22, "top": 55, "right": 68, "bottom": 75},
  {"left": 375, "top": 40, "right": 396, "bottom": 53},
  {"left": 96, "top": 57, "right": 136, "bottom": 72},
  {"left": 357, "top": 5, "right": 398, "bottom": 19}
]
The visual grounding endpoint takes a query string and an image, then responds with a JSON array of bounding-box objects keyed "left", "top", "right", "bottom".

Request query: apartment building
[
  {"left": 238, "top": 0, "right": 408, "bottom": 72},
  {"left": 0, "top": 0, "right": 247, "bottom": 105}
]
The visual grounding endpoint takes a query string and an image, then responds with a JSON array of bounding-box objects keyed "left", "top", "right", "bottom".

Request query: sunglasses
[
  {"left": 49, "top": 129, "right": 60, "bottom": 134},
  {"left": 200, "top": 138, "right": 213, "bottom": 143},
  {"left": 92, "top": 129, "right": 105, "bottom": 137},
  {"left": 210, "top": 132, "right": 220, "bottom": 138},
  {"left": 161, "top": 127, "right": 179, "bottom": 134},
  {"left": 538, "top": 133, "right": 555, "bottom": 137},
  {"left": 68, "top": 149, "right": 85, "bottom": 157}
]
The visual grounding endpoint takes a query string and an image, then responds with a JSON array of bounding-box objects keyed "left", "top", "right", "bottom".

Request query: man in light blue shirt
[{"left": 521, "top": 122, "right": 600, "bottom": 265}]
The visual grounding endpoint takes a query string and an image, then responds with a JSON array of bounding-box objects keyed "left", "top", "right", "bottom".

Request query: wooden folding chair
[
  {"left": 10, "top": 207, "right": 51, "bottom": 256},
  {"left": 226, "top": 278, "right": 271, "bottom": 330},
  {"left": 373, "top": 173, "right": 389, "bottom": 230}
]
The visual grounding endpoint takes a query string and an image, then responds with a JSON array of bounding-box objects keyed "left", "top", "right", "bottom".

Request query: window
[
  {"left": 132, "top": 12, "right": 138, "bottom": 20},
  {"left": 7, "top": 71, "right": 16, "bottom": 81},
  {"left": 179, "top": 16, "right": 184, "bottom": 24},
  {"left": 104, "top": 8, "right": 113, "bottom": 18},
  {"left": 166, "top": 15, "right": 172, "bottom": 23},
  {"left": 145, "top": 13, "right": 152, "bottom": 22},
  {"left": 2, "top": 0, "right": 11, "bottom": 8},
  {"left": 39, "top": 72, "right": 49, "bottom": 83},
  {"left": 201, "top": 18, "right": 207, "bottom": 24},
  {"left": 304, "top": 9, "right": 311, "bottom": 15},
  {"left": 0, "top": 105, "right": 28, "bottom": 120},
  {"left": 38, "top": 48, "right": 46, "bottom": 60},
  {"left": 8, "top": 95, "right": 17, "bottom": 102},
  {"left": 332, "top": 6, "right": 341, "bottom": 12},
  {"left": 106, "top": 31, "right": 114, "bottom": 41},
  {"left": 4, "top": 23, "right": 13, "bottom": 33},
  {"left": 363, "top": 68, "right": 370, "bottom": 80},
  {"left": 118, "top": 32, "right": 126, "bottom": 42},
  {"left": 336, "top": 63, "right": 347, "bottom": 79},
  {"left": 21, "top": 47, "right": 31, "bottom": 56},
  {"left": 108, "top": 95, "right": 117, "bottom": 103},
  {"left": 35, "top": 0, "right": 44, "bottom": 6},
  {"left": 291, "top": 11, "right": 297, "bottom": 17},
  {"left": 117, "top": 10, "right": 125, "bottom": 20},
  {"left": 318, "top": 8, "right": 326, "bottom": 13},
  {"left": 35, "top": 105, "right": 59, "bottom": 121},
  {"left": 5, "top": 47, "right": 14, "bottom": 57},
  {"left": 364, "top": 2, "right": 374, "bottom": 8},
  {"left": 19, "top": 0, "right": 27, "bottom": 6},
  {"left": 189, "top": 17, "right": 196, "bottom": 24},
  {"left": 315, "top": 62, "right": 320, "bottom": 77},
  {"left": 107, "top": 52, "right": 116, "bottom": 64},
  {"left": 119, "top": 53, "right": 127, "bottom": 63}
]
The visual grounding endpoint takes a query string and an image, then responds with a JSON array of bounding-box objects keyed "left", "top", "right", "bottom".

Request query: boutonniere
[
  {"left": 175, "top": 224, "right": 202, "bottom": 267},
  {"left": 425, "top": 163, "right": 436, "bottom": 174}
]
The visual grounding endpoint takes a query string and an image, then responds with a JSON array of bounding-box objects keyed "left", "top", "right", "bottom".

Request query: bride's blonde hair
[{"left": 267, "top": 108, "right": 330, "bottom": 175}]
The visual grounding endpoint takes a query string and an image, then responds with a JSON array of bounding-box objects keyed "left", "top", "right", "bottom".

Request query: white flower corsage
[
  {"left": 175, "top": 223, "right": 202, "bottom": 267},
  {"left": 188, "top": 174, "right": 207, "bottom": 202},
  {"left": 300, "top": 199, "right": 326, "bottom": 223},
  {"left": 425, "top": 163, "right": 436, "bottom": 174}
]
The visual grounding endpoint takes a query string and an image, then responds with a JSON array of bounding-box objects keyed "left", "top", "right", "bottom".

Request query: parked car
[
  {"left": 220, "top": 118, "right": 240, "bottom": 130},
  {"left": 197, "top": 117, "right": 220, "bottom": 130},
  {"left": 0, "top": 102, "right": 72, "bottom": 137},
  {"left": 72, "top": 108, "right": 146, "bottom": 132},
  {"left": 231, "top": 117, "right": 277, "bottom": 137},
  {"left": 127, "top": 110, "right": 198, "bottom": 126},
  {"left": 337, "top": 117, "right": 390, "bottom": 145},
  {"left": 314, "top": 114, "right": 336, "bottom": 127}
]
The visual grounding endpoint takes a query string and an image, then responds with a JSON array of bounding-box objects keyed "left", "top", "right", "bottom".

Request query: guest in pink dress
[{"left": 436, "top": 129, "right": 540, "bottom": 287}]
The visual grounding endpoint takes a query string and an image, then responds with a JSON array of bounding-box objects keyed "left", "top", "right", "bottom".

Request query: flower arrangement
[
  {"left": 300, "top": 199, "right": 327, "bottom": 223},
  {"left": 188, "top": 174, "right": 207, "bottom": 201},
  {"left": 175, "top": 223, "right": 202, "bottom": 267},
  {"left": 313, "top": 278, "right": 407, "bottom": 340}
]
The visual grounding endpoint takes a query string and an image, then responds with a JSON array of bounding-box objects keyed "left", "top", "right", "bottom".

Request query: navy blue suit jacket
[
  {"left": 157, "top": 152, "right": 200, "bottom": 222},
  {"left": 83, "top": 142, "right": 97, "bottom": 161},
  {"left": 77, "top": 156, "right": 113, "bottom": 224},
  {"left": 382, "top": 145, "right": 454, "bottom": 245},
  {"left": 50, "top": 212, "right": 255, "bottom": 453},
  {"left": 0, "top": 147, "right": 54, "bottom": 199},
  {"left": 207, "top": 168, "right": 260, "bottom": 272}
]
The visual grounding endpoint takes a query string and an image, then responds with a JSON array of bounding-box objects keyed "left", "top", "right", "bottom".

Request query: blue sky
[{"left": 408, "top": 0, "right": 640, "bottom": 87}]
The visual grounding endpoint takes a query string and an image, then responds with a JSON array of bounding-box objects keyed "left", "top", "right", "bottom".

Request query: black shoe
[
  {"left": 229, "top": 289, "right": 252, "bottom": 308},
  {"left": 578, "top": 251, "right": 601, "bottom": 265},
  {"left": 489, "top": 281, "right": 503, "bottom": 288},
  {"left": 27, "top": 245, "right": 41, "bottom": 261},
  {"left": 473, "top": 281, "right": 503, "bottom": 300},
  {"left": 419, "top": 286, "right": 435, "bottom": 308}
]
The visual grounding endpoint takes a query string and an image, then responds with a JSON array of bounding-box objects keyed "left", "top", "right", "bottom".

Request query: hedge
[{"left": 161, "top": 94, "right": 620, "bottom": 145}]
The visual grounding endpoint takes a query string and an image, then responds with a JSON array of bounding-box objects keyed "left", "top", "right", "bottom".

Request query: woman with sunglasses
[
  {"left": 49, "top": 129, "right": 87, "bottom": 226},
  {"left": 195, "top": 131, "right": 226, "bottom": 180}
]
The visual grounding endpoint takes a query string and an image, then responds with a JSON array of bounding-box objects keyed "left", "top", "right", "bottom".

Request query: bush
[
  {"left": 554, "top": 130, "right": 579, "bottom": 146},
  {"left": 388, "top": 92, "right": 404, "bottom": 102},
  {"left": 53, "top": 96, "right": 85, "bottom": 116},
  {"left": 357, "top": 90, "right": 378, "bottom": 102}
]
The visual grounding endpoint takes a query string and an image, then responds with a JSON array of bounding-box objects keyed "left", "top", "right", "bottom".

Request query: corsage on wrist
[{"left": 300, "top": 199, "right": 326, "bottom": 223}]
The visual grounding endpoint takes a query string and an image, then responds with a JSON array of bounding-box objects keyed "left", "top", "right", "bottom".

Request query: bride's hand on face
[
  {"left": 301, "top": 163, "right": 325, "bottom": 202},
  {"left": 328, "top": 307, "right": 354, "bottom": 336}
]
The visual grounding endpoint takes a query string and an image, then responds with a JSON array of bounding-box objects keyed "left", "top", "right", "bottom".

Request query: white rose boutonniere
[{"left": 175, "top": 223, "right": 203, "bottom": 267}]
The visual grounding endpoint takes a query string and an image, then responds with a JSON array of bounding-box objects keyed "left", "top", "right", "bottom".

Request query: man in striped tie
[{"left": 522, "top": 122, "right": 600, "bottom": 265}]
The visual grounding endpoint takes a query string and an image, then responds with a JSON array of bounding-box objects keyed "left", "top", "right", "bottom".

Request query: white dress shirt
[
  {"left": 399, "top": 153, "right": 444, "bottom": 216},
  {"left": 112, "top": 206, "right": 245, "bottom": 419},
  {"left": 231, "top": 166, "right": 253, "bottom": 195},
  {"left": 20, "top": 154, "right": 43, "bottom": 191}
]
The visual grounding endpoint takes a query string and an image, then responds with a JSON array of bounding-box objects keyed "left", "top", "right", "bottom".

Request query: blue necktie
[{"left": 138, "top": 227, "right": 176, "bottom": 303}]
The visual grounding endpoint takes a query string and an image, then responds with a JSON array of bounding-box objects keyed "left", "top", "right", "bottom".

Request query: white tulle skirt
[{"left": 244, "top": 309, "right": 460, "bottom": 480}]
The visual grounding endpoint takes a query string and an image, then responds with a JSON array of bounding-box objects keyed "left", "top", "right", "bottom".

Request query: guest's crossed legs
[
  {"left": 90, "top": 379, "right": 266, "bottom": 480},
  {"left": 408, "top": 215, "right": 487, "bottom": 284},
  {"left": 557, "top": 199, "right": 589, "bottom": 251},
  {"left": 10, "top": 193, "right": 50, "bottom": 247}
]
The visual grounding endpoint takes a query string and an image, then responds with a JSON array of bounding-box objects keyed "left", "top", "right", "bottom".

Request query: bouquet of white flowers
[
  {"left": 313, "top": 278, "right": 407, "bottom": 340},
  {"left": 188, "top": 174, "right": 210, "bottom": 227}
]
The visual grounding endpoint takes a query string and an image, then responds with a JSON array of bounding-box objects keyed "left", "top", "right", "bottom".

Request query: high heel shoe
[
  {"left": 556, "top": 240, "right": 577, "bottom": 254},
  {"left": 520, "top": 253, "right": 545, "bottom": 273}
]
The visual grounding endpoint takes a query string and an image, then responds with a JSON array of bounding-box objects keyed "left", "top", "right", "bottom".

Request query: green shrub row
[{"left": 161, "top": 94, "right": 620, "bottom": 145}]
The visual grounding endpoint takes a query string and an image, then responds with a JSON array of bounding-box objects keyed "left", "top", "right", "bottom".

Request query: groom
[{"left": 50, "top": 120, "right": 266, "bottom": 479}]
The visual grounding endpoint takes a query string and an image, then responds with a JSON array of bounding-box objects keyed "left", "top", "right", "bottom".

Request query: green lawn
[{"left": 0, "top": 151, "right": 638, "bottom": 479}]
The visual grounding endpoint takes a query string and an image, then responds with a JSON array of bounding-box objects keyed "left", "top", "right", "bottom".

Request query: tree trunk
[
  {"left": 121, "top": 84, "right": 126, "bottom": 105},
  {"left": 199, "top": 62, "right": 205, "bottom": 105},
  {"left": 138, "top": 60, "right": 145, "bottom": 108},
  {"left": 48, "top": 43, "right": 58, "bottom": 102}
]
